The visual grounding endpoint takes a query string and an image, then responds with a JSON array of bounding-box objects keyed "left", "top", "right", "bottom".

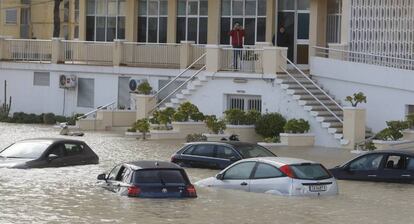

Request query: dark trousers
[{"left": 233, "top": 46, "right": 243, "bottom": 70}]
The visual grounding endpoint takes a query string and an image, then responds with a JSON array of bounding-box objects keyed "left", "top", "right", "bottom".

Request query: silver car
[{"left": 195, "top": 157, "right": 338, "bottom": 196}]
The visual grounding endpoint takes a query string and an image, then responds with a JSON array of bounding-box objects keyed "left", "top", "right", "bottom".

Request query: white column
[
  {"left": 51, "top": 37, "right": 64, "bottom": 64},
  {"left": 343, "top": 107, "right": 366, "bottom": 149},
  {"left": 180, "top": 41, "right": 195, "bottom": 69},
  {"left": 205, "top": 45, "right": 221, "bottom": 72},
  {"left": 113, "top": 39, "right": 125, "bottom": 66}
]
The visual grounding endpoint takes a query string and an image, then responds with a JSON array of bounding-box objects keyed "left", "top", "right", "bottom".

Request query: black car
[
  {"left": 171, "top": 141, "right": 277, "bottom": 169},
  {"left": 97, "top": 161, "right": 197, "bottom": 198},
  {"left": 329, "top": 149, "right": 414, "bottom": 183},
  {"left": 0, "top": 138, "right": 99, "bottom": 168}
]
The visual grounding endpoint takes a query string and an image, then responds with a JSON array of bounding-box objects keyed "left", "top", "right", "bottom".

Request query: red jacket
[{"left": 229, "top": 29, "right": 245, "bottom": 47}]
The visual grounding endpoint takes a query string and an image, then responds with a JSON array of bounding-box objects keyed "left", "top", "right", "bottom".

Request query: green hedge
[{"left": 255, "top": 113, "right": 286, "bottom": 138}]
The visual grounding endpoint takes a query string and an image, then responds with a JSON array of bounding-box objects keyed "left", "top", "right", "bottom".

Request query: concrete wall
[{"left": 310, "top": 57, "right": 414, "bottom": 132}]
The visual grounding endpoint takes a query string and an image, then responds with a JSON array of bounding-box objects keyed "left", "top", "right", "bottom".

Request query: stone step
[
  {"left": 181, "top": 89, "right": 195, "bottom": 95},
  {"left": 171, "top": 98, "right": 184, "bottom": 104},
  {"left": 334, "top": 133, "right": 344, "bottom": 139},
  {"left": 322, "top": 122, "right": 342, "bottom": 128},
  {"left": 316, "top": 116, "right": 343, "bottom": 122},
  {"left": 176, "top": 93, "right": 185, "bottom": 99},
  {"left": 281, "top": 83, "right": 319, "bottom": 90},
  {"left": 304, "top": 105, "right": 342, "bottom": 111},
  {"left": 198, "top": 75, "right": 208, "bottom": 82},
  {"left": 293, "top": 94, "right": 332, "bottom": 100},
  {"left": 310, "top": 110, "right": 343, "bottom": 117},
  {"left": 287, "top": 89, "right": 327, "bottom": 95},
  {"left": 328, "top": 127, "right": 343, "bottom": 134},
  {"left": 298, "top": 100, "right": 339, "bottom": 106}
]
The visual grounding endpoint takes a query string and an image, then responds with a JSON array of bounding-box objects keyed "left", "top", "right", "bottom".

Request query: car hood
[
  {"left": 195, "top": 177, "right": 217, "bottom": 187},
  {"left": 0, "top": 157, "right": 32, "bottom": 168}
]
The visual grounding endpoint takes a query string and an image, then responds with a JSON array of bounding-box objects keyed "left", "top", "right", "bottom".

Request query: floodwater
[{"left": 0, "top": 123, "right": 413, "bottom": 224}]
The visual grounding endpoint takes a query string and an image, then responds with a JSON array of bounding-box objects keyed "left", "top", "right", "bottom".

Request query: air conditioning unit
[
  {"left": 129, "top": 78, "right": 147, "bottom": 92},
  {"left": 59, "top": 74, "right": 77, "bottom": 89}
]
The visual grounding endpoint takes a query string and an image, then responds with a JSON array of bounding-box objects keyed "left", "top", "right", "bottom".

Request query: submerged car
[
  {"left": 97, "top": 161, "right": 197, "bottom": 198},
  {"left": 195, "top": 157, "right": 338, "bottom": 196},
  {"left": 329, "top": 149, "right": 414, "bottom": 183},
  {"left": 171, "top": 142, "right": 277, "bottom": 169},
  {"left": 0, "top": 138, "right": 99, "bottom": 168}
]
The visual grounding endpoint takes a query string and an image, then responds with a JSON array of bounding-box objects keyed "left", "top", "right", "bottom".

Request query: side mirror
[
  {"left": 215, "top": 173, "right": 224, "bottom": 180},
  {"left": 48, "top": 154, "right": 58, "bottom": 161},
  {"left": 97, "top": 173, "right": 107, "bottom": 180}
]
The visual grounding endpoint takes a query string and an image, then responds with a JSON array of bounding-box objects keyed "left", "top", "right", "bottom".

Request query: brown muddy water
[{"left": 0, "top": 123, "right": 413, "bottom": 224}]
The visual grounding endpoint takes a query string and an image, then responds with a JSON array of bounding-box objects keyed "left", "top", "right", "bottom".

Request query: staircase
[{"left": 275, "top": 70, "right": 347, "bottom": 144}]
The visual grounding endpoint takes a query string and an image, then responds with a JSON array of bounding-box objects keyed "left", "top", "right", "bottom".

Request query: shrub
[
  {"left": 152, "top": 107, "right": 176, "bottom": 127},
  {"left": 255, "top": 113, "right": 286, "bottom": 138},
  {"left": 375, "top": 120, "right": 410, "bottom": 141},
  {"left": 136, "top": 82, "right": 153, "bottom": 95},
  {"left": 43, "top": 113, "right": 56, "bottom": 124},
  {"left": 67, "top": 113, "right": 84, "bottom": 125},
  {"left": 55, "top": 115, "right": 68, "bottom": 123},
  {"left": 173, "top": 111, "right": 187, "bottom": 122},
  {"left": 205, "top": 115, "right": 226, "bottom": 134},
  {"left": 173, "top": 102, "right": 204, "bottom": 122},
  {"left": 186, "top": 133, "right": 207, "bottom": 142},
  {"left": 264, "top": 136, "right": 280, "bottom": 143},
  {"left": 127, "top": 127, "right": 136, "bottom": 132},
  {"left": 134, "top": 118, "right": 150, "bottom": 139},
  {"left": 190, "top": 112, "right": 205, "bottom": 122},
  {"left": 224, "top": 109, "right": 246, "bottom": 125},
  {"left": 283, "top": 119, "right": 310, "bottom": 134},
  {"left": 345, "top": 92, "right": 367, "bottom": 107},
  {"left": 245, "top": 110, "right": 261, "bottom": 125}
]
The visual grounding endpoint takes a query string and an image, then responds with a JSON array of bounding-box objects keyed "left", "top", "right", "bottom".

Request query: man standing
[{"left": 229, "top": 22, "right": 245, "bottom": 70}]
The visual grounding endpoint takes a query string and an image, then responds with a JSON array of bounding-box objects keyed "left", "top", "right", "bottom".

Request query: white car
[{"left": 195, "top": 157, "right": 338, "bottom": 196}]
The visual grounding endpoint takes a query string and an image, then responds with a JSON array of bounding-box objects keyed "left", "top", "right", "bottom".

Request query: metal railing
[
  {"left": 191, "top": 44, "right": 206, "bottom": 68},
  {"left": 281, "top": 55, "right": 344, "bottom": 124},
  {"left": 3, "top": 39, "right": 52, "bottom": 62},
  {"left": 220, "top": 48, "right": 263, "bottom": 73},
  {"left": 314, "top": 46, "right": 414, "bottom": 71},
  {"left": 122, "top": 42, "right": 180, "bottom": 68},
  {"left": 77, "top": 101, "right": 117, "bottom": 120},
  {"left": 63, "top": 40, "right": 113, "bottom": 65}
]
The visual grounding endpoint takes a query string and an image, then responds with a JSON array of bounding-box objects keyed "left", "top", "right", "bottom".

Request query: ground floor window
[
  {"left": 220, "top": 0, "right": 267, "bottom": 45},
  {"left": 227, "top": 94, "right": 262, "bottom": 112},
  {"left": 77, "top": 78, "right": 95, "bottom": 108},
  {"left": 176, "top": 0, "right": 208, "bottom": 44},
  {"left": 138, "top": 0, "right": 168, "bottom": 43},
  {"left": 33, "top": 72, "right": 50, "bottom": 87}
]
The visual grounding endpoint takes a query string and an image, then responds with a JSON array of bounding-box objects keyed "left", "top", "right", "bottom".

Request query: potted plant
[
  {"left": 203, "top": 115, "right": 228, "bottom": 141},
  {"left": 280, "top": 119, "right": 315, "bottom": 146},
  {"left": 345, "top": 92, "right": 367, "bottom": 107},
  {"left": 373, "top": 120, "right": 411, "bottom": 150},
  {"left": 223, "top": 109, "right": 262, "bottom": 142},
  {"left": 136, "top": 81, "right": 153, "bottom": 95},
  {"left": 134, "top": 118, "right": 150, "bottom": 140}
]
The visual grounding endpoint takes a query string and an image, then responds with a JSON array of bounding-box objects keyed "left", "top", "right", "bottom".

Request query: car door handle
[
  {"left": 401, "top": 174, "right": 411, "bottom": 177},
  {"left": 368, "top": 175, "right": 377, "bottom": 177},
  {"left": 240, "top": 182, "right": 248, "bottom": 186}
]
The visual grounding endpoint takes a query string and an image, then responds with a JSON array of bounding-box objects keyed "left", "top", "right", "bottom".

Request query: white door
[
  {"left": 249, "top": 162, "right": 292, "bottom": 195},
  {"left": 215, "top": 161, "right": 256, "bottom": 192}
]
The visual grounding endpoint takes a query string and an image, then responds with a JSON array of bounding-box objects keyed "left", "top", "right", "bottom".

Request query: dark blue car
[
  {"left": 171, "top": 142, "right": 277, "bottom": 170},
  {"left": 329, "top": 149, "right": 414, "bottom": 183},
  {"left": 97, "top": 161, "right": 197, "bottom": 198}
]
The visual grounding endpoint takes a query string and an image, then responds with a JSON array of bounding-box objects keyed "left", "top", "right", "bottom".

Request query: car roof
[
  {"left": 365, "top": 149, "right": 414, "bottom": 156},
  {"left": 18, "top": 138, "right": 86, "bottom": 144},
  {"left": 125, "top": 160, "right": 182, "bottom": 170},
  {"left": 237, "top": 157, "right": 317, "bottom": 167},
  {"left": 184, "top": 141, "right": 258, "bottom": 147}
]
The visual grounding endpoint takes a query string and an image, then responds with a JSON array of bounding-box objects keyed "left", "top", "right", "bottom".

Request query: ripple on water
[{"left": 0, "top": 123, "right": 414, "bottom": 224}]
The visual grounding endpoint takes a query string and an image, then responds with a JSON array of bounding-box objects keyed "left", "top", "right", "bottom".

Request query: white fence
[
  {"left": 63, "top": 40, "right": 113, "bottom": 65},
  {"left": 2, "top": 39, "right": 52, "bottom": 62},
  {"left": 220, "top": 48, "right": 263, "bottom": 73},
  {"left": 122, "top": 43, "right": 180, "bottom": 68},
  {"left": 191, "top": 44, "right": 206, "bottom": 68}
]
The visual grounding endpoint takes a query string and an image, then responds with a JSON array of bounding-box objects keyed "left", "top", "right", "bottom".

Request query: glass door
[{"left": 277, "top": 0, "right": 310, "bottom": 65}]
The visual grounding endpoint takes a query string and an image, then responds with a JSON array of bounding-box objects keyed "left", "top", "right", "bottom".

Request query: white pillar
[
  {"left": 343, "top": 107, "right": 366, "bottom": 149},
  {"left": 205, "top": 45, "right": 221, "bottom": 72},
  {"left": 51, "top": 37, "right": 64, "bottom": 64},
  {"left": 113, "top": 39, "right": 125, "bottom": 66},
  {"left": 328, "top": 43, "right": 348, "bottom": 60},
  {"left": 180, "top": 41, "right": 195, "bottom": 69},
  {"left": 132, "top": 94, "right": 156, "bottom": 119}
]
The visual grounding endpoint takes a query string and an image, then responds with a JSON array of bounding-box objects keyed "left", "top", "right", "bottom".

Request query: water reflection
[{"left": 0, "top": 123, "right": 413, "bottom": 223}]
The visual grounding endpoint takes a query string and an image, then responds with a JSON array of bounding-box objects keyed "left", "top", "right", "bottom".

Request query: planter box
[
  {"left": 149, "top": 130, "right": 180, "bottom": 140},
  {"left": 171, "top": 122, "right": 209, "bottom": 139},
  {"left": 373, "top": 140, "right": 414, "bottom": 150},
  {"left": 257, "top": 142, "right": 284, "bottom": 147},
  {"left": 225, "top": 125, "right": 263, "bottom": 143},
  {"left": 203, "top": 133, "right": 230, "bottom": 141},
  {"left": 280, "top": 133, "right": 315, "bottom": 146},
  {"left": 125, "top": 131, "right": 142, "bottom": 138},
  {"left": 403, "top": 130, "right": 414, "bottom": 141}
]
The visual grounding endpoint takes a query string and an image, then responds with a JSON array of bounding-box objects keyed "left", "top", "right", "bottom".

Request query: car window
[
  {"left": 253, "top": 163, "right": 283, "bottom": 179},
  {"left": 384, "top": 155, "right": 407, "bottom": 170},
  {"left": 190, "top": 144, "right": 215, "bottom": 157},
  {"left": 134, "top": 169, "right": 187, "bottom": 184},
  {"left": 235, "top": 145, "right": 275, "bottom": 158},
  {"left": 63, "top": 143, "right": 84, "bottom": 156},
  {"left": 107, "top": 165, "right": 122, "bottom": 181},
  {"left": 407, "top": 157, "right": 414, "bottom": 170},
  {"left": 216, "top": 146, "right": 238, "bottom": 159},
  {"left": 182, "top": 145, "right": 195, "bottom": 155},
  {"left": 0, "top": 141, "right": 51, "bottom": 159},
  {"left": 349, "top": 154, "right": 384, "bottom": 171},
  {"left": 47, "top": 144, "right": 65, "bottom": 157},
  {"left": 223, "top": 162, "right": 256, "bottom": 179},
  {"left": 122, "top": 168, "right": 133, "bottom": 183},
  {"left": 290, "top": 164, "right": 332, "bottom": 180}
]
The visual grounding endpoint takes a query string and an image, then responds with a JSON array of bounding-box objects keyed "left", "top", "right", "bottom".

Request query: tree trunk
[{"left": 53, "top": 0, "right": 62, "bottom": 37}]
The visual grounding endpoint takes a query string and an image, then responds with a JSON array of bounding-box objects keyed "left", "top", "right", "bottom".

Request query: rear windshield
[
  {"left": 291, "top": 164, "right": 332, "bottom": 180},
  {"left": 133, "top": 169, "right": 187, "bottom": 184},
  {"left": 0, "top": 141, "right": 51, "bottom": 159},
  {"left": 236, "top": 145, "right": 275, "bottom": 158}
]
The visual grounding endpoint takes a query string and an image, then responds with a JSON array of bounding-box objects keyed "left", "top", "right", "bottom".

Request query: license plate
[{"left": 309, "top": 185, "right": 327, "bottom": 192}]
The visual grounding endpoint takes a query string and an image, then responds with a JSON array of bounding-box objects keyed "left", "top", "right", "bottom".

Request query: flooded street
[{"left": 0, "top": 123, "right": 413, "bottom": 224}]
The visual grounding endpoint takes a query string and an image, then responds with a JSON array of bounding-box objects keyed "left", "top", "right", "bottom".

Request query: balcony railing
[
  {"left": 0, "top": 38, "right": 288, "bottom": 74},
  {"left": 122, "top": 42, "right": 180, "bottom": 68},
  {"left": 1, "top": 39, "right": 52, "bottom": 62},
  {"left": 220, "top": 48, "right": 264, "bottom": 73}
]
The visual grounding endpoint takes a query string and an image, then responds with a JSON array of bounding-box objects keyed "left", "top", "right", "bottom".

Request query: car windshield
[
  {"left": 235, "top": 145, "right": 275, "bottom": 158},
  {"left": 290, "top": 164, "right": 332, "bottom": 180},
  {"left": 133, "top": 169, "right": 187, "bottom": 185},
  {"left": 0, "top": 141, "right": 51, "bottom": 159}
]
